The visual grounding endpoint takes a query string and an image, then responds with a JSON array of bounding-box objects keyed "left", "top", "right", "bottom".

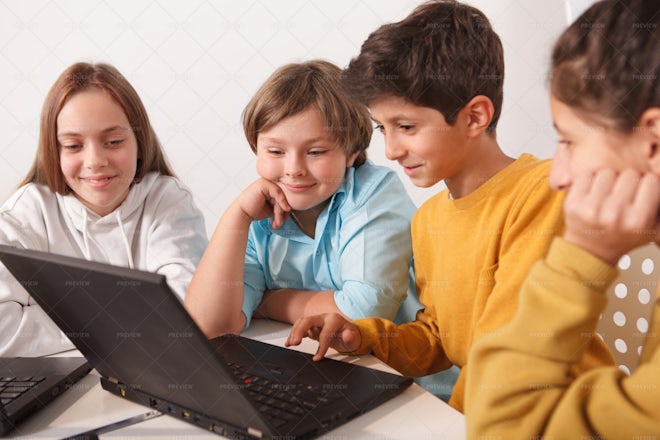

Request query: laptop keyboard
[
  {"left": 227, "top": 362, "right": 342, "bottom": 428},
  {"left": 0, "top": 376, "right": 45, "bottom": 405}
]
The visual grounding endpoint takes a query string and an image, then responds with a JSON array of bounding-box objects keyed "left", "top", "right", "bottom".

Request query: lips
[
  {"left": 281, "top": 182, "right": 315, "bottom": 193},
  {"left": 80, "top": 175, "right": 116, "bottom": 188},
  {"left": 401, "top": 164, "right": 422, "bottom": 176}
]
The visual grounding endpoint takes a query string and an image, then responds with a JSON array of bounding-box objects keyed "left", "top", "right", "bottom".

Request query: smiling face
[
  {"left": 548, "top": 95, "right": 651, "bottom": 191},
  {"left": 255, "top": 106, "right": 356, "bottom": 216},
  {"left": 57, "top": 88, "right": 138, "bottom": 216},
  {"left": 369, "top": 95, "right": 467, "bottom": 188}
]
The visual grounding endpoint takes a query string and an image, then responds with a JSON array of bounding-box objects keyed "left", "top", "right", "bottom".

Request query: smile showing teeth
[{"left": 81, "top": 176, "right": 115, "bottom": 188}]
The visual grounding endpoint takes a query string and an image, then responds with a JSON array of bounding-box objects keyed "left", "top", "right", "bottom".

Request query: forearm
[
  {"left": 354, "top": 314, "right": 451, "bottom": 376},
  {"left": 185, "top": 203, "right": 250, "bottom": 336},
  {"left": 257, "top": 289, "right": 345, "bottom": 324},
  {"left": 0, "top": 302, "right": 74, "bottom": 356}
]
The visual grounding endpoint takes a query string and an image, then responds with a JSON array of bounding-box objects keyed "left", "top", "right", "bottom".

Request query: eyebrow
[
  {"left": 57, "top": 125, "right": 131, "bottom": 137},
  {"left": 370, "top": 114, "right": 413, "bottom": 124},
  {"left": 258, "top": 135, "right": 333, "bottom": 145}
]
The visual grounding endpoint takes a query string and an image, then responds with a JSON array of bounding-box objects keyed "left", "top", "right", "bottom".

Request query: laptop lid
[
  {"left": 0, "top": 245, "right": 412, "bottom": 439},
  {"left": 0, "top": 356, "right": 90, "bottom": 435}
]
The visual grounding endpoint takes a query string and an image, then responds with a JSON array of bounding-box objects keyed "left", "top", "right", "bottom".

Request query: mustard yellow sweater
[
  {"left": 466, "top": 238, "right": 660, "bottom": 438},
  {"left": 352, "top": 154, "right": 614, "bottom": 412}
]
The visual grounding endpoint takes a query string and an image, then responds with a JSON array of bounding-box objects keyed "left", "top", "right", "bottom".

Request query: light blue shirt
[{"left": 241, "top": 160, "right": 421, "bottom": 327}]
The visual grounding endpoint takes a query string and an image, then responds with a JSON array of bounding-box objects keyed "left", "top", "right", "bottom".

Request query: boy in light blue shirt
[
  {"left": 186, "top": 60, "right": 420, "bottom": 336},
  {"left": 242, "top": 160, "right": 417, "bottom": 328}
]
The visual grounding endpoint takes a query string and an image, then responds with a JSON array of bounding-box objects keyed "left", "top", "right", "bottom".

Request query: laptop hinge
[
  {"left": 107, "top": 376, "right": 119, "bottom": 384},
  {"left": 247, "top": 427, "right": 263, "bottom": 438}
]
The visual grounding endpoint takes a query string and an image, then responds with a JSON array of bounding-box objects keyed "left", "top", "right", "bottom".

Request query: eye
[
  {"left": 308, "top": 149, "right": 327, "bottom": 156},
  {"left": 267, "top": 148, "right": 284, "bottom": 156},
  {"left": 374, "top": 124, "right": 384, "bottom": 133},
  {"left": 105, "top": 139, "right": 124, "bottom": 148},
  {"left": 106, "top": 138, "right": 124, "bottom": 147},
  {"left": 399, "top": 124, "right": 414, "bottom": 131},
  {"left": 60, "top": 144, "right": 82, "bottom": 151}
]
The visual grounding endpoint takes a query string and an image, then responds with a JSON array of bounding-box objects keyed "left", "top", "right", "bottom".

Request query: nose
[
  {"left": 384, "top": 133, "right": 405, "bottom": 161},
  {"left": 83, "top": 142, "right": 109, "bottom": 169},
  {"left": 549, "top": 144, "right": 571, "bottom": 191},
  {"left": 285, "top": 153, "right": 306, "bottom": 177}
]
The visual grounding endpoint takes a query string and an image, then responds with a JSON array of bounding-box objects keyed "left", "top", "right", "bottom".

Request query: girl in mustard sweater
[{"left": 465, "top": 0, "right": 660, "bottom": 437}]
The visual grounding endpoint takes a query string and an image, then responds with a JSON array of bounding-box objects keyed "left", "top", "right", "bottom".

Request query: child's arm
[
  {"left": 255, "top": 169, "right": 415, "bottom": 324},
  {"left": 255, "top": 288, "right": 349, "bottom": 322},
  {"left": 465, "top": 169, "right": 660, "bottom": 438},
  {"left": 286, "top": 312, "right": 361, "bottom": 361},
  {"left": 0, "top": 195, "right": 76, "bottom": 356},
  {"left": 142, "top": 178, "right": 208, "bottom": 300},
  {"left": 184, "top": 178, "right": 290, "bottom": 337}
]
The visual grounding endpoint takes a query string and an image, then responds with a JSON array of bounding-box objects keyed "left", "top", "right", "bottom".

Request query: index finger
[
  {"left": 286, "top": 315, "right": 326, "bottom": 347},
  {"left": 632, "top": 172, "right": 660, "bottom": 237}
]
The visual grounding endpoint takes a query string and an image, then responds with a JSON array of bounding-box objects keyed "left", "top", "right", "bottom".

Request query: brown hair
[
  {"left": 343, "top": 0, "right": 504, "bottom": 132},
  {"left": 22, "top": 62, "right": 174, "bottom": 192},
  {"left": 550, "top": 0, "right": 660, "bottom": 131},
  {"left": 242, "top": 60, "right": 373, "bottom": 167}
]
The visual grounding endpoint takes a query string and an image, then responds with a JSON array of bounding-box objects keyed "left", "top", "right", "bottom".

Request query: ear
[
  {"left": 637, "top": 107, "right": 660, "bottom": 174},
  {"left": 346, "top": 151, "right": 360, "bottom": 167},
  {"left": 463, "top": 95, "right": 495, "bottom": 137}
]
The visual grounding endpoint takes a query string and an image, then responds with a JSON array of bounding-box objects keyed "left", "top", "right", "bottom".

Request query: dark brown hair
[
  {"left": 550, "top": 0, "right": 660, "bottom": 131},
  {"left": 22, "top": 62, "right": 174, "bottom": 192},
  {"left": 343, "top": 0, "right": 504, "bottom": 132},
  {"left": 242, "top": 60, "right": 373, "bottom": 167}
]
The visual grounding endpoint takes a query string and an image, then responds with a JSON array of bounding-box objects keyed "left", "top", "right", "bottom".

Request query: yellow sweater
[
  {"left": 466, "top": 238, "right": 660, "bottom": 438},
  {"left": 352, "top": 154, "right": 614, "bottom": 412}
]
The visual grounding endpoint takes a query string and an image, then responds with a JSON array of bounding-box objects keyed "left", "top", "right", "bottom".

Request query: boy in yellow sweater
[
  {"left": 286, "top": 0, "right": 614, "bottom": 412},
  {"left": 465, "top": 0, "right": 660, "bottom": 436}
]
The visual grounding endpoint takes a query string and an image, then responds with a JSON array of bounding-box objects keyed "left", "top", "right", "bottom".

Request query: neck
[
  {"left": 290, "top": 202, "right": 328, "bottom": 238},
  {"left": 445, "top": 136, "right": 514, "bottom": 199}
]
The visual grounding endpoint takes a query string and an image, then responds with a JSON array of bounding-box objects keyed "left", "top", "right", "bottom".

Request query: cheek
[
  {"left": 255, "top": 155, "right": 277, "bottom": 179},
  {"left": 120, "top": 144, "right": 139, "bottom": 175},
  {"left": 59, "top": 155, "right": 77, "bottom": 179},
  {"left": 317, "top": 158, "right": 348, "bottom": 187}
]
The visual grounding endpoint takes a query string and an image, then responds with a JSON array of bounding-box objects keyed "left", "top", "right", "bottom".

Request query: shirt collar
[{"left": 267, "top": 166, "right": 355, "bottom": 240}]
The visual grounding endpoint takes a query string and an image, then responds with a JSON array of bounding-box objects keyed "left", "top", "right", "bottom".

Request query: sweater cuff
[
  {"left": 351, "top": 318, "right": 382, "bottom": 355},
  {"left": 545, "top": 238, "right": 619, "bottom": 292}
]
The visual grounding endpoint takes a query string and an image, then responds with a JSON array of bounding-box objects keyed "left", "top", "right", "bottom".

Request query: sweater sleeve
[
  {"left": 0, "top": 189, "right": 75, "bottom": 356},
  {"left": 465, "top": 238, "right": 660, "bottom": 438},
  {"left": 143, "top": 178, "right": 208, "bottom": 301},
  {"left": 352, "top": 307, "right": 454, "bottom": 376}
]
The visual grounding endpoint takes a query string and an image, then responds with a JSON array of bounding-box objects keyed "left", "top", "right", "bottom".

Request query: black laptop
[
  {"left": 0, "top": 356, "right": 90, "bottom": 435},
  {"left": 0, "top": 245, "right": 412, "bottom": 439}
]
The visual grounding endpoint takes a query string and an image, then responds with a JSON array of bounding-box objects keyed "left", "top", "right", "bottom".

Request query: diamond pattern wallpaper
[{"left": 0, "top": 0, "right": 572, "bottom": 236}]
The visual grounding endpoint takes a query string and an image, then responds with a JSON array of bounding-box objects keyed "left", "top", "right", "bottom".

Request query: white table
[{"left": 8, "top": 320, "right": 465, "bottom": 439}]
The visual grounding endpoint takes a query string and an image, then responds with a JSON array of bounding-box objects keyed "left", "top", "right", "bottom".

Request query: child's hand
[
  {"left": 563, "top": 169, "right": 660, "bottom": 265},
  {"left": 285, "top": 313, "right": 361, "bottom": 361},
  {"left": 237, "top": 178, "right": 291, "bottom": 229}
]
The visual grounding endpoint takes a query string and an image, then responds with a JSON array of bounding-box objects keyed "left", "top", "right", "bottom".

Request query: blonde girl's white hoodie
[{"left": 0, "top": 172, "right": 208, "bottom": 357}]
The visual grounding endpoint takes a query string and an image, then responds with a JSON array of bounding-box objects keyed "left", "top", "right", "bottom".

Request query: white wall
[{"left": 0, "top": 0, "right": 577, "bottom": 237}]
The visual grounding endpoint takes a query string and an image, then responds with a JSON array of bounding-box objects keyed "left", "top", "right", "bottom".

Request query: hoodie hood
[{"left": 57, "top": 172, "right": 160, "bottom": 268}]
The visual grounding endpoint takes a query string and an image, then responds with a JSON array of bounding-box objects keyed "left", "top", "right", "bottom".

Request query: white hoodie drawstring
[
  {"left": 115, "top": 211, "right": 135, "bottom": 269},
  {"left": 81, "top": 209, "right": 92, "bottom": 261}
]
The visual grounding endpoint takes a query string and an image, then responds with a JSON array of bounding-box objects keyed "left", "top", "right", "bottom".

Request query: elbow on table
[{"left": 193, "top": 314, "right": 245, "bottom": 339}]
